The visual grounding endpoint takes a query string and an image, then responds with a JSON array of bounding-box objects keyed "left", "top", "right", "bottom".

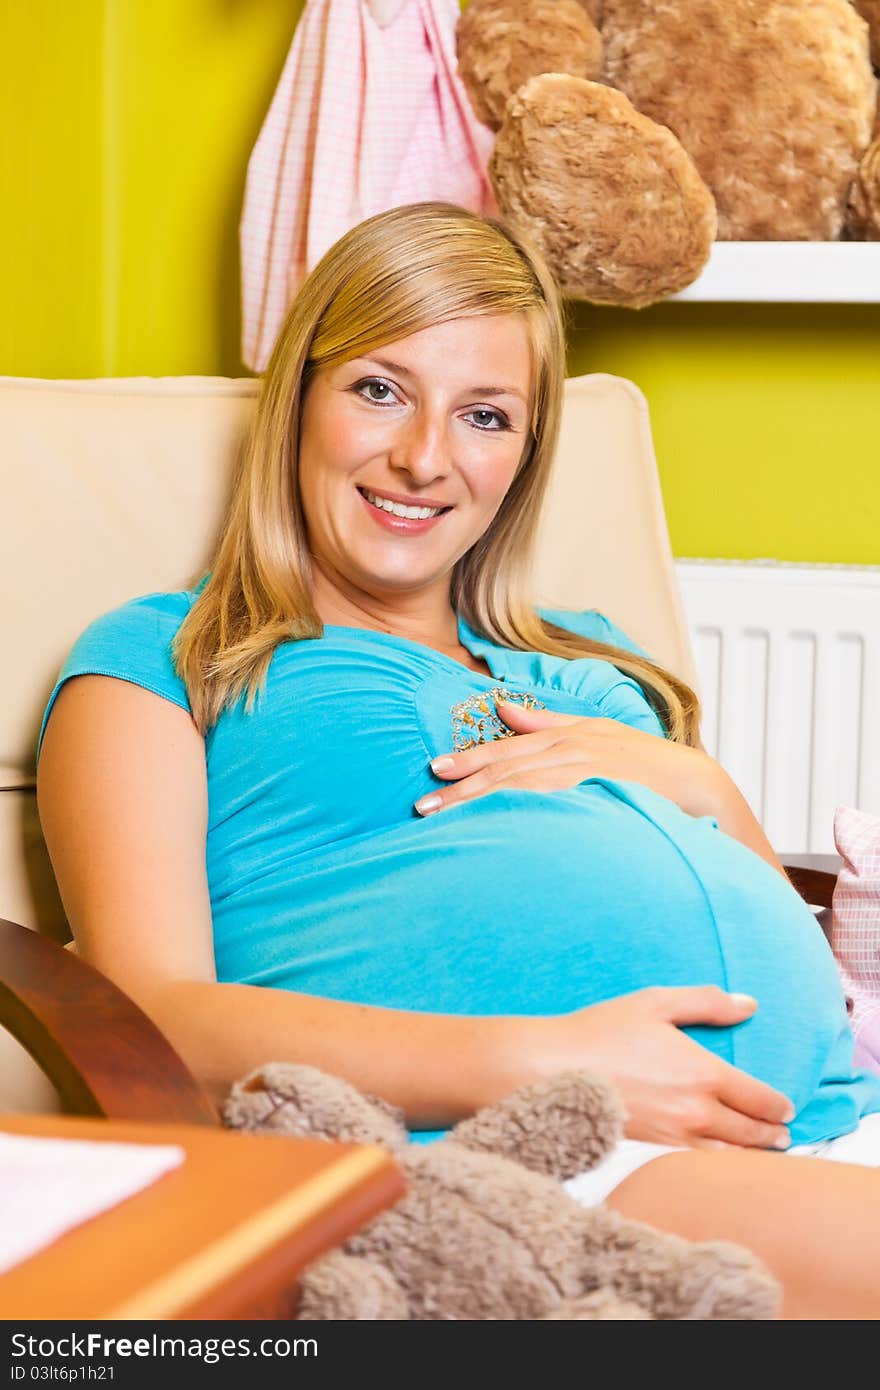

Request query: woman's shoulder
[
  {"left": 535, "top": 604, "right": 652, "bottom": 660},
  {"left": 528, "top": 605, "right": 665, "bottom": 738},
  {"left": 61, "top": 585, "right": 203, "bottom": 666},
  {"left": 84, "top": 584, "right": 201, "bottom": 634},
  {"left": 37, "top": 582, "right": 204, "bottom": 763}
]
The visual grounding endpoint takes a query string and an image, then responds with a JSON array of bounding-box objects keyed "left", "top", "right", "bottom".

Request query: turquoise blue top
[{"left": 37, "top": 579, "right": 880, "bottom": 1147}]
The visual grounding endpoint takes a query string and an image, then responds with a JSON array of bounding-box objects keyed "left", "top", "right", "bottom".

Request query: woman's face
[{"left": 297, "top": 313, "right": 533, "bottom": 608}]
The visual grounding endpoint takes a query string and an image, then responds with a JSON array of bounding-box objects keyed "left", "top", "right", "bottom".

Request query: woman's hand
[
  {"left": 415, "top": 701, "right": 789, "bottom": 879},
  {"left": 416, "top": 700, "right": 719, "bottom": 820},
  {"left": 525, "top": 987, "right": 796, "bottom": 1150}
]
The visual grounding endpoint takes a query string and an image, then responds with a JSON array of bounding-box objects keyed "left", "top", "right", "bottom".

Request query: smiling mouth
[{"left": 357, "top": 487, "right": 453, "bottom": 520}]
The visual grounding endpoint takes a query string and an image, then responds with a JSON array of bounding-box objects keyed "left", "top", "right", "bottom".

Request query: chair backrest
[{"left": 0, "top": 371, "right": 695, "bottom": 1110}]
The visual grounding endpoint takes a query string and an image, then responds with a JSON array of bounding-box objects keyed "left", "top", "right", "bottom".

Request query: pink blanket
[
  {"left": 240, "top": 0, "right": 498, "bottom": 372},
  {"left": 832, "top": 805, "right": 880, "bottom": 1077}
]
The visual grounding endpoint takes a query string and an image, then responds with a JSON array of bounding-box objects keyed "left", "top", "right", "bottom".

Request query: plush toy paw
[{"left": 489, "top": 73, "right": 716, "bottom": 306}]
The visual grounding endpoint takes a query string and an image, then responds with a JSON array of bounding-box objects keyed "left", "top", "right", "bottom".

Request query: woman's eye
[
  {"left": 466, "top": 408, "right": 508, "bottom": 432},
  {"left": 355, "top": 379, "right": 397, "bottom": 404}
]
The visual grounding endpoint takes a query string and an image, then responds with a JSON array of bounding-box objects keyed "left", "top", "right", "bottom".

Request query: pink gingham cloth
[
  {"left": 831, "top": 805, "right": 880, "bottom": 1077},
  {"left": 240, "top": 0, "right": 498, "bottom": 373}
]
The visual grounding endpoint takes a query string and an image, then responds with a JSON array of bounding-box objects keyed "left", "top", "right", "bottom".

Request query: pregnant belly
[{"left": 212, "top": 778, "right": 874, "bottom": 1143}]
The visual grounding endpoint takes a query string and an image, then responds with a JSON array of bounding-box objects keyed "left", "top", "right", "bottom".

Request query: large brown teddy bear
[
  {"left": 224, "top": 1062, "right": 781, "bottom": 1320},
  {"left": 455, "top": 0, "right": 880, "bottom": 306}
]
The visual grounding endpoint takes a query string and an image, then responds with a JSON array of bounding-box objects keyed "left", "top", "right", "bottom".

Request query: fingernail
[
  {"left": 730, "top": 993, "right": 757, "bottom": 1009},
  {"left": 430, "top": 756, "right": 454, "bottom": 774},
  {"left": 414, "top": 794, "right": 442, "bottom": 816},
  {"left": 773, "top": 1132, "right": 791, "bottom": 1150},
  {"left": 783, "top": 1102, "right": 796, "bottom": 1123}
]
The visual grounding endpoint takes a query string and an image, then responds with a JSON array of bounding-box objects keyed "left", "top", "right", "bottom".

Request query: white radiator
[{"left": 675, "top": 560, "right": 880, "bottom": 854}]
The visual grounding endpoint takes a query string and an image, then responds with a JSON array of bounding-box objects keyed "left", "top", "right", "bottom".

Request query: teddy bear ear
[
  {"left": 221, "top": 1062, "right": 409, "bottom": 1153},
  {"left": 449, "top": 1069, "right": 625, "bottom": 1181}
]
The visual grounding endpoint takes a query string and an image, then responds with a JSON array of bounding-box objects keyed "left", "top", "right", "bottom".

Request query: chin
[{"left": 353, "top": 564, "right": 445, "bottom": 593}]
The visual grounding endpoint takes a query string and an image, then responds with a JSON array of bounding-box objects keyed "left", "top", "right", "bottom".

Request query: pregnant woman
[{"left": 36, "top": 202, "right": 880, "bottom": 1317}]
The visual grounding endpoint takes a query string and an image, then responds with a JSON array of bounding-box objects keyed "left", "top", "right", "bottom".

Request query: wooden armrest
[
  {"left": 780, "top": 853, "right": 843, "bottom": 945},
  {"left": 0, "top": 918, "right": 218, "bottom": 1125},
  {"left": 780, "top": 853, "right": 842, "bottom": 911}
]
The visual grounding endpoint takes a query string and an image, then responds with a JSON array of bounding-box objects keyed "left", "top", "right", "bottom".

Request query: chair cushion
[{"left": 831, "top": 805, "right": 880, "bottom": 1076}]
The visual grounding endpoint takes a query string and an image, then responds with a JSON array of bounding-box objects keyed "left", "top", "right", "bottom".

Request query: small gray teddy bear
[{"left": 223, "top": 1063, "right": 780, "bottom": 1320}]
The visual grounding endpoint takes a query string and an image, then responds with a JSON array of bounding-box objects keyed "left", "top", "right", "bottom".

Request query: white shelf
[{"left": 668, "top": 241, "right": 880, "bottom": 303}]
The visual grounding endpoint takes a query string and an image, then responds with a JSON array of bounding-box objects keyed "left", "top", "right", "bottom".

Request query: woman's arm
[
  {"left": 34, "top": 676, "right": 528, "bottom": 1119},
  {"left": 696, "top": 760, "right": 788, "bottom": 880},
  {"left": 36, "top": 675, "right": 790, "bottom": 1145}
]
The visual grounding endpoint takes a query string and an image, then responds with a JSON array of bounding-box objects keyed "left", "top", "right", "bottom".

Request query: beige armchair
[{"left": 0, "top": 372, "right": 830, "bottom": 1119}]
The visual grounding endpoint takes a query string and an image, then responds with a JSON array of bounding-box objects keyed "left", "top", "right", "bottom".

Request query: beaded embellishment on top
[{"left": 450, "top": 686, "right": 546, "bottom": 752}]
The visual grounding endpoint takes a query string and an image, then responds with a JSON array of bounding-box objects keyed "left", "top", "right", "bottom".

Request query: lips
[
  {"left": 357, "top": 486, "right": 452, "bottom": 516},
  {"left": 356, "top": 486, "right": 452, "bottom": 534}
]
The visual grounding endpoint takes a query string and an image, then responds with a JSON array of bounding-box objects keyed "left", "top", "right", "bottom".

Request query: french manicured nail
[
  {"left": 782, "top": 1102, "right": 796, "bottom": 1123},
  {"left": 430, "top": 756, "right": 455, "bottom": 774},
  {"left": 773, "top": 1131, "right": 791, "bottom": 1150},
  {"left": 415, "top": 794, "right": 442, "bottom": 815},
  {"left": 730, "top": 993, "right": 757, "bottom": 1009}
]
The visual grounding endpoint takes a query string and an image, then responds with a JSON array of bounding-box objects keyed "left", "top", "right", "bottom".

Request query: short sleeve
[
  {"left": 36, "top": 591, "right": 195, "bottom": 766},
  {"left": 536, "top": 605, "right": 653, "bottom": 661},
  {"left": 535, "top": 605, "right": 666, "bottom": 738}
]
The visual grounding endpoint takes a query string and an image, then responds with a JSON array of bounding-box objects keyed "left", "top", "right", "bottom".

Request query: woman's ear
[{"left": 365, "top": 0, "right": 408, "bottom": 27}]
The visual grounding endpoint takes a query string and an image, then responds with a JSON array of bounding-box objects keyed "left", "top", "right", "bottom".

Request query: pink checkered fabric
[
  {"left": 240, "top": 0, "right": 498, "bottom": 373},
  {"left": 831, "top": 805, "right": 880, "bottom": 1076}
]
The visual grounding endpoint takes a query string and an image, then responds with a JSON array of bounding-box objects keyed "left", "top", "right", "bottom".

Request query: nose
[{"left": 388, "top": 407, "right": 454, "bottom": 485}]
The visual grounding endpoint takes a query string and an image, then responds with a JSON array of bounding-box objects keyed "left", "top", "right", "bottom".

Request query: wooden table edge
[
  {"left": 107, "top": 1145, "right": 402, "bottom": 1320},
  {"left": 0, "top": 1117, "right": 405, "bottom": 1321}
]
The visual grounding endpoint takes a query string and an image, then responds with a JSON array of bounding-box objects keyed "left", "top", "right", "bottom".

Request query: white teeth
[{"left": 363, "top": 489, "right": 444, "bottom": 520}]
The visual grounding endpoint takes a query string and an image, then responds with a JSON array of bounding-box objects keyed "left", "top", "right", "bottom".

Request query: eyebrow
[{"left": 358, "top": 355, "right": 528, "bottom": 404}]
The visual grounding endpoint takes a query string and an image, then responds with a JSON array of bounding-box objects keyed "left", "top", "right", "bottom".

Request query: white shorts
[{"left": 563, "top": 1110, "right": 880, "bottom": 1208}]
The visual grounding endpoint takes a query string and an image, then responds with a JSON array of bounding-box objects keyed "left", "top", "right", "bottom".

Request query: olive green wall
[
  {"left": 568, "top": 302, "right": 880, "bottom": 563},
  {"left": 2, "top": 1, "right": 878, "bottom": 561}
]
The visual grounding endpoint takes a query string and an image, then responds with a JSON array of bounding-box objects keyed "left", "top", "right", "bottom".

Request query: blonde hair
[{"left": 174, "top": 201, "right": 699, "bottom": 743}]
